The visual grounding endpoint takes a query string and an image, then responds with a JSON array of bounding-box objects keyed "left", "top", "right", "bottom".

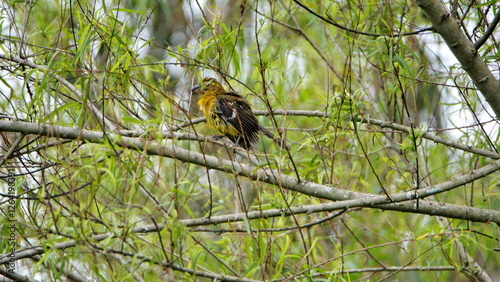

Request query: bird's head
[{"left": 191, "top": 77, "right": 224, "bottom": 94}]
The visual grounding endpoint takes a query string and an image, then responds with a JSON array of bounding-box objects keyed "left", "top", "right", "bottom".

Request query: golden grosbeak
[{"left": 192, "top": 77, "right": 287, "bottom": 150}]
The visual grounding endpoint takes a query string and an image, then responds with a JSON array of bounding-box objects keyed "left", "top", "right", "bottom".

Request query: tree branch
[
  {"left": 0, "top": 266, "right": 34, "bottom": 282},
  {"left": 415, "top": 0, "right": 500, "bottom": 119},
  {"left": 166, "top": 109, "right": 499, "bottom": 159},
  {"left": 474, "top": 9, "right": 500, "bottom": 50},
  {"left": 0, "top": 54, "right": 118, "bottom": 131},
  {"left": 253, "top": 110, "right": 500, "bottom": 159},
  {"left": 292, "top": 0, "right": 434, "bottom": 37},
  {"left": 0, "top": 233, "right": 258, "bottom": 282},
  {"left": 1, "top": 119, "right": 499, "bottom": 224}
]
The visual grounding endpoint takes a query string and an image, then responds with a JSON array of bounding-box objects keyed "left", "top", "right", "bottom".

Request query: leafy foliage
[{"left": 0, "top": 0, "right": 499, "bottom": 281}]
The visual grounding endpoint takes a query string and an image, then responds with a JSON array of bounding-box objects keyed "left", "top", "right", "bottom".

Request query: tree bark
[{"left": 416, "top": 0, "right": 500, "bottom": 118}]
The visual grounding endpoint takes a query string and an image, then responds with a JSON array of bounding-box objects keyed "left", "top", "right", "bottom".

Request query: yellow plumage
[
  {"left": 192, "top": 77, "right": 259, "bottom": 149},
  {"left": 192, "top": 77, "right": 289, "bottom": 150}
]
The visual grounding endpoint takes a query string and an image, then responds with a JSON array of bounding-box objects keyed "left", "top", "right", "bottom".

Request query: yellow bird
[{"left": 192, "top": 77, "right": 287, "bottom": 150}]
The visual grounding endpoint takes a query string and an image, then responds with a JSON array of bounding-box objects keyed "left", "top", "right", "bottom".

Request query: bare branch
[
  {"left": 253, "top": 110, "right": 500, "bottom": 159},
  {"left": 474, "top": 9, "right": 500, "bottom": 50},
  {"left": 1, "top": 119, "right": 499, "bottom": 224},
  {"left": 292, "top": 0, "right": 434, "bottom": 37},
  {"left": 0, "top": 266, "right": 35, "bottom": 282},
  {"left": 415, "top": 0, "right": 500, "bottom": 119}
]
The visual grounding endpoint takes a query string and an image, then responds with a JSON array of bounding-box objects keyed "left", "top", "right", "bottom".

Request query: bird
[{"left": 192, "top": 77, "right": 288, "bottom": 150}]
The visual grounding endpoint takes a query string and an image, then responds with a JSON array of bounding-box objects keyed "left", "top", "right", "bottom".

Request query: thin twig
[
  {"left": 292, "top": 0, "right": 434, "bottom": 38},
  {"left": 0, "top": 54, "right": 118, "bottom": 131},
  {"left": 474, "top": 9, "right": 500, "bottom": 49}
]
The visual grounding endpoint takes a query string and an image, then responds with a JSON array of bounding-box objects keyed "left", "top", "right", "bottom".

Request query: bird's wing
[{"left": 215, "top": 93, "right": 259, "bottom": 143}]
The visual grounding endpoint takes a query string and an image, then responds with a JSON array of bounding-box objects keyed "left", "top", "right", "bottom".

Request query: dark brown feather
[{"left": 215, "top": 92, "right": 259, "bottom": 148}]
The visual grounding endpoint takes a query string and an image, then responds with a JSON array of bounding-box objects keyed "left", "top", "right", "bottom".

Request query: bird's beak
[{"left": 191, "top": 84, "right": 201, "bottom": 92}]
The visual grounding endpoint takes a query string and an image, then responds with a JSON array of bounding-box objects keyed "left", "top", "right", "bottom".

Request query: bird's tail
[{"left": 259, "top": 126, "right": 289, "bottom": 150}]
